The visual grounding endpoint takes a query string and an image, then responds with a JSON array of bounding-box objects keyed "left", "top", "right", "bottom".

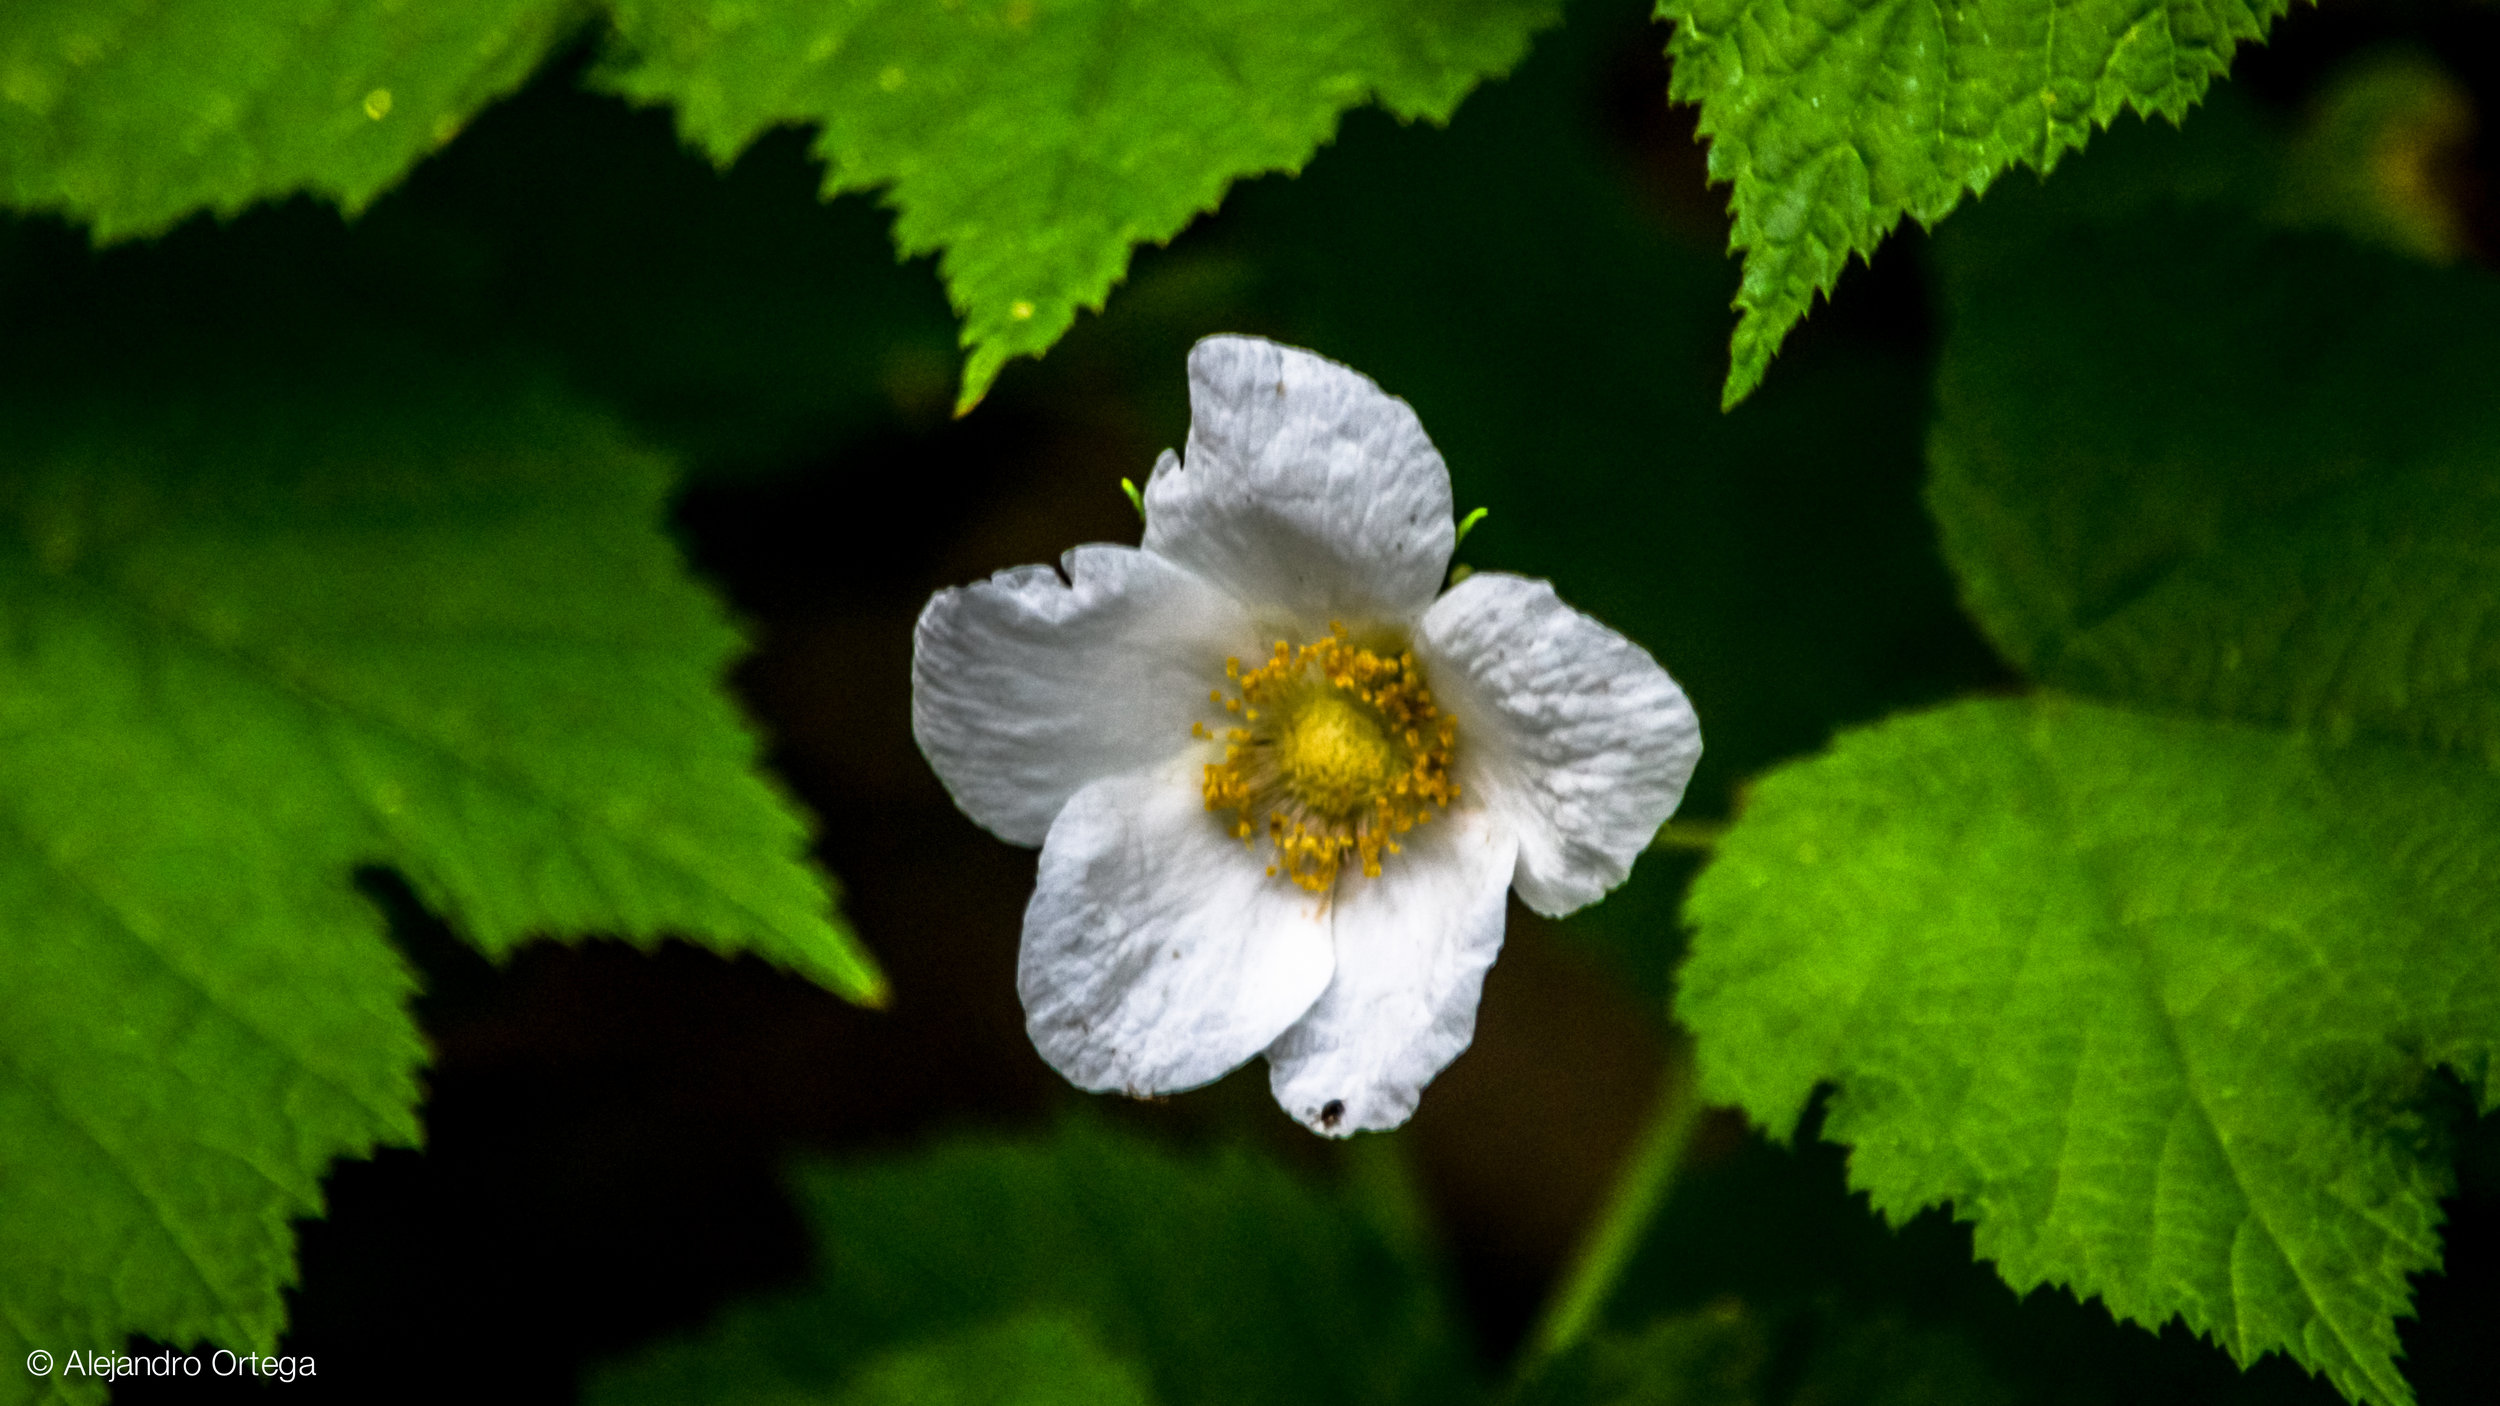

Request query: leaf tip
[
  {"left": 826, "top": 941, "right": 893, "bottom": 1009},
  {"left": 1719, "top": 306, "right": 1790, "bottom": 409},
  {"left": 1718, "top": 357, "right": 1766, "bottom": 411},
  {"left": 955, "top": 346, "right": 1007, "bottom": 418}
]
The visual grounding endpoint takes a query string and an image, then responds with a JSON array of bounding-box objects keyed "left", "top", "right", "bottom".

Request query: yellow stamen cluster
[{"left": 1197, "top": 624, "right": 1458, "bottom": 894}]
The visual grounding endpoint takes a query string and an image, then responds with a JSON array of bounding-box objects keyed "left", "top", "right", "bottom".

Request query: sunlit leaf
[
  {"left": 597, "top": 0, "right": 1559, "bottom": 409},
  {"left": 1682, "top": 696, "right": 2496, "bottom": 1406},
  {"left": 1658, "top": 0, "right": 2289, "bottom": 405},
  {"left": 0, "top": 0, "right": 577, "bottom": 238}
]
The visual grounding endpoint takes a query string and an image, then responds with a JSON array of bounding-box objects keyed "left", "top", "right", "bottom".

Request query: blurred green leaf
[
  {"left": 1514, "top": 1299, "right": 2012, "bottom": 1406},
  {"left": 1681, "top": 696, "right": 2497, "bottom": 1406},
  {"left": 1779, "top": 1306, "right": 2014, "bottom": 1406},
  {"left": 1500, "top": 1300, "right": 1760, "bottom": 1400},
  {"left": 820, "top": 1313, "right": 1159, "bottom": 1406},
  {"left": 0, "top": 0, "right": 579, "bottom": 238},
  {"left": 599, "top": 1312, "right": 1156, "bottom": 1406},
  {"left": 589, "top": 1120, "right": 1478, "bottom": 1406},
  {"left": 1513, "top": 1304, "right": 1766, "bottom": 1406},
  {"left": 375, "top": 87, "right": 962, "bottom": 476},
  {"left": 1930, "top": 196, "right": 2500, "bottom": 760},
  {"left": 0, "top": 342, "right": 876, "bottom": 1406},
  {"left": 596, "top": 0, "right": 1561, "bottom": 410},
  {"left": 2274, "top": 47, "right": 2475, "bottom": 263},
  {"left": 1657, "top": 0, "right": 2290, "bottom": 405}
]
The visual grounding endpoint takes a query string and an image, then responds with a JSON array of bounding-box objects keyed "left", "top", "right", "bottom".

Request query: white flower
[{"left": 912, "top": 336, "right": 1702, "bottom": 1136}]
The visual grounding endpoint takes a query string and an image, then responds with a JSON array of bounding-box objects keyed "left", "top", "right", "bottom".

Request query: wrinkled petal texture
[
  {"left": 1421, "top": 572, "right": 1701, "bottom": 916},
  {"left": 914, "top": 545, "right": 1249, "bottom": 845},
  {"left": 1144, "top": 336, "right": 1455, "bottom": 628},
  {"left": 1267, "top": 804, "right": 1517, "bottom": 1136},
  {"left": 1022, "top": 763, "right": 1338, "bottom": 1096}
]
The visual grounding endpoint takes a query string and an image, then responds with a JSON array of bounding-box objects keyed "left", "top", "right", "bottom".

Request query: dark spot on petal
[{"left": 1319, "top": 1099, "right": 1345, "bottom": 1129}]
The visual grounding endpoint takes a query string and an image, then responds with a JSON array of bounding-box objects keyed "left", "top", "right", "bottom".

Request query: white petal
[
  {"left": 1143, "top": 336, "right": 1454, "bottom": 627},
  {"left": 1419, "top": 572, "right": 1701, "bottom": 917},
  {"left": 913, "top": 545, "right": 1251, "bottom": 845},
  {"left": 1265, "top": 806, "right": 1518, "bottom": 1136},
  {"left": 1021, "top": 763, "right": 1336, "bottom": 1096}
]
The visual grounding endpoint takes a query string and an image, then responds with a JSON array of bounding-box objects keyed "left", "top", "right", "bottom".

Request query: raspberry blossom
[{"left": 912, "top": 336, "right": 1701, "bottom": 1135}]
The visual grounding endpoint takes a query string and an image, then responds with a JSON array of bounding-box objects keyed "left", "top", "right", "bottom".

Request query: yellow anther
[{"left": 1195, "top": 623, "right": 1458, "bottom": 894}]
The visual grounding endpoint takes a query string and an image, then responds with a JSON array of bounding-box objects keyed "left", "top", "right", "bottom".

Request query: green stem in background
[{"left": 1521, "top": 1046, "right": 1705, "bottom": 1368}]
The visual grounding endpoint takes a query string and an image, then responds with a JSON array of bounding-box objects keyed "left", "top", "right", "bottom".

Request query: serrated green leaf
[
  {"left": 589, "top": 1120, "right": 1478, "bottom": 1406},
  {"left": 1681, "top": 695, "right": 2499, "bottom": 1406},
  {"left": 596, "top": 0, "right": 1559, "bottom": 411},
  {"left": 1657, "top": 0, "right": 2291, "bottom": 406},
  {"left": 1928, "top": 202, "right": 2500, "bottom": 760},
  {"left": 5, "top": 1, "right": 1555, "bottom": 405},
  {"left": 0, "top": 0, "right": 580, "bottom": 239},
  {"left": 0, "top": 347, "right": 878, "bottom": 1406}
]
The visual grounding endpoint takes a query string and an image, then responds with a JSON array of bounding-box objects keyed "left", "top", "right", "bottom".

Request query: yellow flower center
[
  {"left": 1196, "top": 624, "right": 1458, "bottom": 894},
  {"left": 1275, "top": 692, "right": 1396, "bottom": 815}
]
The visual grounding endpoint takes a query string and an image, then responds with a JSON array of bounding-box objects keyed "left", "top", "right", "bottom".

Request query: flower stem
[{"left": 1521, "top": 1044, "right": 1704, "bottom": 1367}]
